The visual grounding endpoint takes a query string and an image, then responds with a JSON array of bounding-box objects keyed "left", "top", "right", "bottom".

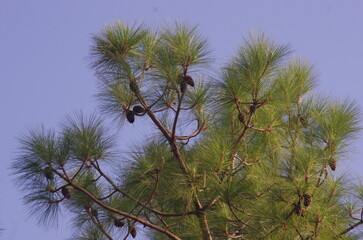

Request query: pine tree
[{"left": 12, "top": 21, "right": 363, "bottom": 240}]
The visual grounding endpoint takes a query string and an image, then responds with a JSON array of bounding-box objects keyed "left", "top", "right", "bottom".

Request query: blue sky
[{"left": 1, "top": 1, "right": 363, "bottom": 239}]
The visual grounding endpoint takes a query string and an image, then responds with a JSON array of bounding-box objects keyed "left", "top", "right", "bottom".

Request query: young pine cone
[
  {"left": 132, "top": 105, "right": 145, "bottom": 114},
  {"left": 84, "top": 205, "right": 91, "bottom": 212},
  {"left": 329, "top": 159, "right": 337, "bottom": 171},
  {"left": 300, "top": 116, "right": 308, "bottom": 127},
  {"left": 114, "top": 218, "right": 125, "bottom": 228},
  {"left": 44, "top": 167, "right": 54, "bottom": 180},
  {"left": 294, "top": 202, "right": 303, "bottom": 216},
  {"left": 182, "top": 75, "right": 195, "bottom": 87},
  {"left": 249, "top": 104, "right": 256, "bottom": 113},
  {"left": 238, "top": 113, "right": 245, "bottom": 124},
  {"left": 179, "top": 74, "right": 194, "bottom": 92},
  {"left": 130, "top": 225, "right": 137, "bottom": 238},
  {"left": 129, "top": 81, "right": 139, "bottom": 93},
  {"left": 61, "top": 186, "right": 71, "bottom": 199},
  {"left": 303, "top": 194, "right": 312, "bottom": 207},
  {"left": 180, "top": 81, "right": 187, "bottom": 93},
  {"left": 126, "top": 110, "right": 135, "bottom": 123}
]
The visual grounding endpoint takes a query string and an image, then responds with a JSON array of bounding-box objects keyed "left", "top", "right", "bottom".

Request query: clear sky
[{"left": 1, "top": 1, "right": 363, "bottom": 239}]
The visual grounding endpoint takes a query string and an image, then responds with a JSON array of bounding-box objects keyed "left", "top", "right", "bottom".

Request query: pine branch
[
  {"left": 55, "top": 170, "right": 182, "bottom": 240},
  {"left": 338, "top": 220, "right": 363, "bottom": 237},
  {"left": 90, "top": 160, "right": 198, "bottom": 217},
  {"left": 338, "top": 208, "right": 363, "bottom": 237},
  {"left": 133, "top": 83, "right": 190, "bottom": 175}
]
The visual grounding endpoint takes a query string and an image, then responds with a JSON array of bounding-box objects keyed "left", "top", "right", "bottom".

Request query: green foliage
[{"left": 12, "top": 21, "right": 363, "bottom": 240}]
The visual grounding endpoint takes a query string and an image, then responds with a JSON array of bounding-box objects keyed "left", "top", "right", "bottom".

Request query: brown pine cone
[
  {"left": 44, "top": 167, "right": 54, "bottom": 180},
  {"left": 329, "top": 159, "right": 337, "bottom": 171},
  {"left": 61, "top": 186, "right": 71, "bottom": 199},
  {"left": 133, "top": 105, "right": 145, "bottom": 114},
  {"left": 294, "top": 202, "right": 303, "bottom": 216},
  {"left": 126, "top": 110, "right": 135, "bottom": 123},
  {"left": 129, "top": 81, "right": 139, "bottom": 93},
  {"left": 238, "top": 113, "right": 245, "bottom": 123},
  {"left": 183, "top": 75, "right": 195, "bottom": 87},
  {"left": 114, "top": 218, "right": 124, "bottom": 228},
  {"left": 303, "top": 194, "right": 312, "bottom": 207},
  {"left": 130, "top": 225, "right": 137, "bottom": 238}
]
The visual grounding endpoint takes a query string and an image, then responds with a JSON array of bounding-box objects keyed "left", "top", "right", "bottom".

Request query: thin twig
[
  {"left": 97, "top": 190, "right": 118, "bottom": 201},
  {"left": 227, "top": 202, "right": 259, "bottom": 233},
  {"left": 175, "top": 121, "right": 206, "bottom": 140}
]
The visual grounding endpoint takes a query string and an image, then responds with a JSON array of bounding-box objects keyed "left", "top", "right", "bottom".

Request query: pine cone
[
  {"left": 44, "top": 167, "right": 54, "bottom": 180},
  {"left": 303, "top": 194, "right": 312, "bottom": 207},
  {"left": 130, "top": 225, "right": 137, "bottom": 238},
  {"left": 129, "top": 81, "right": 139, "bottom": 93},
  {"left": 61, "top": 186, "right": 71, "bottom": 199},
  {"left": 329, "top": 159, "right": 337, "bottom": 171},
  {"left": 249, "top": 105, "right": 256, "bottom": 113},
  {"left": 238, "top": 113, "right": 245, "bottom": 124},
  {"left": 84, "top": 205, "right": 91, "bottom": 212},
  {"left": 183, "top": 75, "right": 195, "bottom": 87},
  {"left": 133, "top": 105, "right": 145, "bottom": 114},
  {"left": 179, "top": 74, "right": 194, "bottom": 92},
  {"left": 126, "top": 110, "right": 135, "bottom": 123},
  {"left": 114, "top": 218, "right": 124, "bottom": 228},
  {"left": 180, "top": 81, "right": 187, "bottom": 93},
  {"left": 300, "top": 116, "right": 308, "bottom": 127},
  {"left": 294, "top": 202, "right": 303, "bottom": 216}
]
